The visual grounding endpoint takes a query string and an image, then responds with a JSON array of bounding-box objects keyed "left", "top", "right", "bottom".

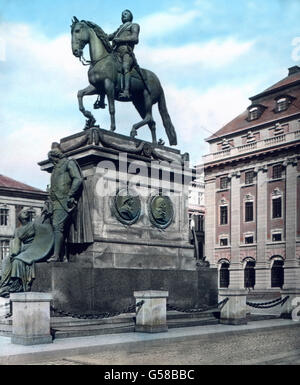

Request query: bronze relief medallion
[
  {"left": 113, "top": 188, "right": 141, "bottom": 225},
  {"left": 148, "top": 194, "right": 174, "bottom": 229}
]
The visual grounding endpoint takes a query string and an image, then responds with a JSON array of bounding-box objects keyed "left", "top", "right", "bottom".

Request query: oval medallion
[
  {"left": 113, "top": 188, "right": 141, "bottom": 225},
  {"left": 148, "top": 195, "right": 174, "bottom": 229}
]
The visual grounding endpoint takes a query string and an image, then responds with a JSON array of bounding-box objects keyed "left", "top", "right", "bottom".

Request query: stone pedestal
[
  {"left": 134, "top": 290, "right": 168, "bottom": 333},
  {"left": 219, "top": 289, "right": 248, "bottom": 325},
  {"left": 10, "top": 292, "right": 52, "bottom": 345},
  {"left": 0, "top": 297, "right": 10, "bottom": 318},
  {"left": 39, "top": 128, "right": 195, "bottom": 271},
  {"left": 280, "top": 288, "right": 300, "bottom": 320},
  {"left": 34, "top": 129, "right": 218, "bottom": 315}
]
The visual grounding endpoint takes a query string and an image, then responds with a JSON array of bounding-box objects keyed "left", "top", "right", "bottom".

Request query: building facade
[
  {"left": 0, "top": 175, "right": 47, "bottom": 271},
  {"left": 188, "top": 167, "right": 205, "bottom": 260},
  {"left": 203, "top": 66, "right": 300, "bottom": 293}
]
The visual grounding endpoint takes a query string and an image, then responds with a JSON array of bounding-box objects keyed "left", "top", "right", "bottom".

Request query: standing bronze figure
[
  {"left": 71, "top": 11, "right": 177, "bottom": 146},
  {"left": 46, "top": 143, "right": 93, "bottom": 262}
]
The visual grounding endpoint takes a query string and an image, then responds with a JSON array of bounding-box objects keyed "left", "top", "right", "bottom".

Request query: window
[
  {"left": 220, "top": 177, "right": 229, "bottom": 189},
  {"left": 0, "top": 208, "right": 9, "bottom": 226},
  {"left": 220, "top": 237, "right": 228, "bottom": 246},
  {"left": 272, "top": 197, "right": 282, "bottom": 218},
  {"left": 220, "top": 263, "right": 230, "bottom": 288},
  {"left": 198, "top": 215, "right": 204, "bottom": 232},
  {"left": 276, "top": 98, "right": 288, "bottom": 112},
  {"left": 245, "top": 171, "right": 254, "bottom": 184},
  {"left": 272, "top": 233, "right": 282, "bottom": 242},
  {"left": 248, "top": 107, "right": 259, "bottom": 121},
  {"left": 0, "top": 240, "right": 10, "bottom": 260},
  {"left": 271, "top": 260, "right": 284, "bottom": 288},
  {"left": 245, "top": 235, "right": 254, "bottom": 244},
  {"left": 245, "top": 202, "right": 254, "bottom": 222},
  {"left": 197, "top": 192, "right": 202, "bottom": 205},
  {"left": 272, "top": 164, "right": 282, "bottom": 179},
  {"left": 220, "top": 206, "right": 228, "bottom": 225},
  {"left": 247, "top": 104, "right": 266, "bottom": 121},
  {"left": 244, "top": 261, "right": 256, "bottom": 288}
]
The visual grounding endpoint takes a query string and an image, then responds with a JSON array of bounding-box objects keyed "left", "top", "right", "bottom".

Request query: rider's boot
[
  {"left": 93, "top": 95, "right": 106, "bottom": 109},
  {"left": 119, "top": 72, "right": 131, "bottom": 100}
]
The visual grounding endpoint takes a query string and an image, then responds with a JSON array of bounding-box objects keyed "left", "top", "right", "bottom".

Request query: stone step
[
  {"left": 52, "top": 322, "right": 135, "bottom": 339},
  {"left": 247, "top": 314, "right": 280, "bottom": 322},
  {"left": 167, "top": 310, "right": 220, "bottom": 320},
  {"left": 50, "top": 313, "right": 135, "bottom": 328},
  {"left": 168, "top": 316, "right": 219, "bottom": 329}
]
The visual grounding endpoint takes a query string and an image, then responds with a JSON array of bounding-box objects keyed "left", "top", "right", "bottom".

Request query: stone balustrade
[{"left": 203, "top": 130, "right": 300, "bottom": 163}]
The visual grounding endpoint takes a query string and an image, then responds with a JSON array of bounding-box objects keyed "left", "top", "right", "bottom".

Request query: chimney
[{"left": 288, "top": 66, "right": 300, "bottom": 76}]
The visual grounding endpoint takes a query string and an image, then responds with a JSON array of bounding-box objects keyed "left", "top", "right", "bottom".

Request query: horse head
[{"left": 71, "top": 17, "right": 90, "bottom": 58}]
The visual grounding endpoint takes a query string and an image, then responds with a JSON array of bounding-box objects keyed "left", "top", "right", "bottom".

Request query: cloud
[
  {"left": 137, "top": 38, "right": 254, "bottom": 69},
  {"left": 139, "top": 8, "right": 201, "bottom": 39},
  {"left": 0, "top": 121, "right": 76, "bottom": 190},
  {"left": 158, "top": 82, "right": 254, "bottom": 146}
]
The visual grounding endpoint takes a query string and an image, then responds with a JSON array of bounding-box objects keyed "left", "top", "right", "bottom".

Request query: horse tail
[{"left": 158, "top": 90, "right": 177, "bottom": 146}]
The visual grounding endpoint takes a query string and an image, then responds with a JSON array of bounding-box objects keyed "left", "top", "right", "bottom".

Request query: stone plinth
[
  {"left": 0, "top": 297, "right": 10, "bottom": 318},
  {"left": 32, "top": 265, "right": 218, "bottom": 314},
  {"left": 219, "top": 289, "right": 248, "bottom": 325},
  {"left": 280, "top": 288, "right": 300, "bottom": 320},
  {"left": 134, "top": 290, "right": 168, "bottom": 333},
  {"left": 10, "top": 292, "right": 52, "bottom": 345}
]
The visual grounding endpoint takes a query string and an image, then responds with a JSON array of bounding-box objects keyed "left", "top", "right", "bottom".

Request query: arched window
[
  {"left": 219, "top": 262, "right": 230, "bottom": 288},
  {"left": 271, "top": 259, "right": 284, "bottom": 288},
  {"left": 244, "top": 260, "right": 256, "bottom": 288}
]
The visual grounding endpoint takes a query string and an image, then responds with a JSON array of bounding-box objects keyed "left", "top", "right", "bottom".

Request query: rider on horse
[{"left": 94, "top": 9, "right": 141, "bottom": 108}]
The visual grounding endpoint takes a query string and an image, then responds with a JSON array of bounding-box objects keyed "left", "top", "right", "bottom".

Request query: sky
[{"left": 1, "top": 0, "right": 300, "bottom": 190}]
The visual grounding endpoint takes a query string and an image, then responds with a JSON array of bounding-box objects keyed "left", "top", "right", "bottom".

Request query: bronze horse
[{"left": 71, "top": 17, "right": 177, "bottom": 146}]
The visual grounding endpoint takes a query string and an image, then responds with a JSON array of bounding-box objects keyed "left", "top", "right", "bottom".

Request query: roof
[
  {"left": 207, "top": 67, "right": 300, "bottom": 142},
  {"left": 260, "top": 67, "right": 300, "bottom": 96},
  {"left": 0, "top": 174, "right": 44, "bottom": 193}
]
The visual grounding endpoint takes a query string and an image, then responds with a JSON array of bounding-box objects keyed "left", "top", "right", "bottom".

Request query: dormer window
[
  {"left": 274, "top": 94, "right": 295, "bottom": 113},
  {"left": 247, "top": 104, "right": 266, "bottom": 121},
  {"left": 276, "top": 98, "right": 288, "bottom": 112},
  {"left": 248, "top": 107, "right": 259, "bottom": 121}
]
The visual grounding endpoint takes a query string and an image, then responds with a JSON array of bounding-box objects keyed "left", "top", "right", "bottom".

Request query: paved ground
[
  {"left": 30, "top": 323, "right": 300, "bottom": 365},
  {"left": 0, "top": 319, "right": 300, "bottom": 365},
  {"left": 1, "top": 319, "right": 299, "bottom": 365}
]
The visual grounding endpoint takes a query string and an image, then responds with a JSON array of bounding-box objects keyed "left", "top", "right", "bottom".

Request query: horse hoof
[
  {"left": 110, "top": 127, "right": 116, "bottom": 132},
  {"left": 130, "top": 129, "right": 137, "bottom": 138}
]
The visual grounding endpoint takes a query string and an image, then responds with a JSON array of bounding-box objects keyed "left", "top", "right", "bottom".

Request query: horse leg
[
  {"left": 104, "top": 79, "right": 116, "bottom": 132},
  {"left": 149, "top": 120, "right": 157, "bottom": 144},
  {"left": 130, "top": 92, "right": 154, "bottom": 140},
  {"left": 78, "top": 85, "right": 98, "bottom": 130}
]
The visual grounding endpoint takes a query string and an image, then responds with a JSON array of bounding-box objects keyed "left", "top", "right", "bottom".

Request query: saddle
[{"left": 94, "top": 54, "right": 146, "bottom": 107}]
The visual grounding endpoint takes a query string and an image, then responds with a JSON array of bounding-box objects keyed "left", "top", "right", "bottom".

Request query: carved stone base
[{"left": 32, "top": 265, "right": 218, "bottom": 314}]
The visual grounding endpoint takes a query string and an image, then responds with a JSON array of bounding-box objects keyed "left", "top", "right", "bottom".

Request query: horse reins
[{"left": 79, "top": 53, "right": 110, "bottom": 66}]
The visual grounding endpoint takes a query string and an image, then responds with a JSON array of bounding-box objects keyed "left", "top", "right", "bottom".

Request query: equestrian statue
[{"left": 71, "top": 10, "right": 177, "bottom": 146}]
